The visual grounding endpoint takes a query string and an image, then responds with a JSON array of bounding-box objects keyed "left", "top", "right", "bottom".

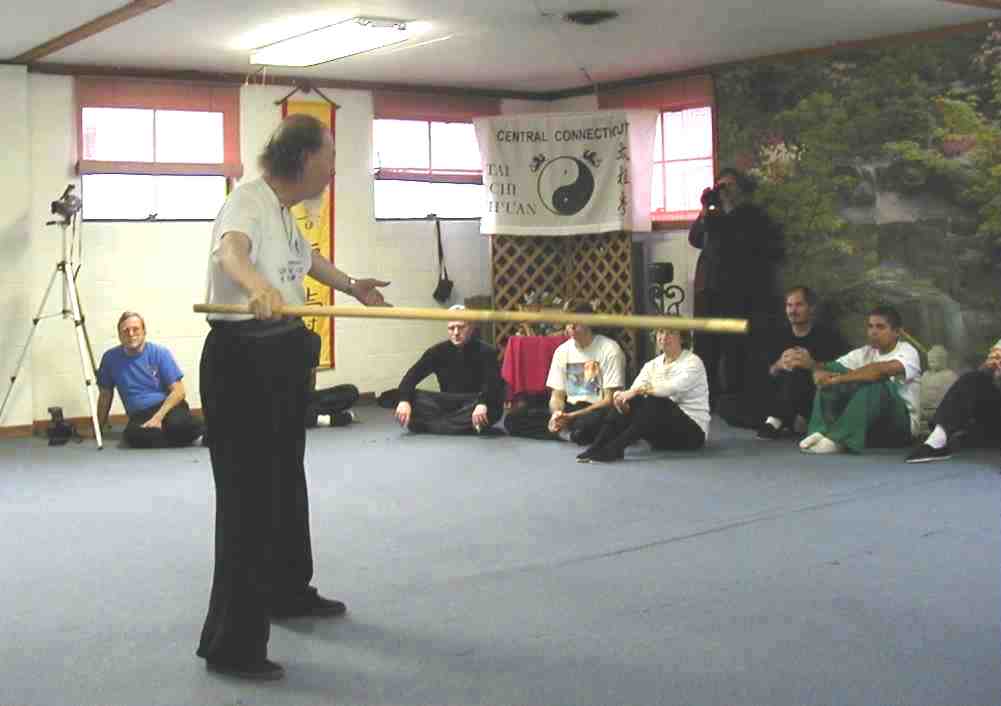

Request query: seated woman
[{"left": 577, "top": 327, "right": 710, "bottom": 463}]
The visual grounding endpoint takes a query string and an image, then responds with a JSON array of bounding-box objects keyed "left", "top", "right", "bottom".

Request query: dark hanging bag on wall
[{"left": 430, "top": 214, "right": 454, "bottom": 303}]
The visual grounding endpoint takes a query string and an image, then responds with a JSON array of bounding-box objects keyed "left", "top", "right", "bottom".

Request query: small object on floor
[
  {"left": 906, "top": 443, "right": 952, "bottom": 463},
  {"left": 756, "top": 423, "right": 782, "bottom": 441},
  {"left": 205, "top": 658, "right": 285, "bottom": 681},
  {"left": 803, "top": 435, "right": 841, "bottom": 454},
  {"left": 271, "top": 592, "right": 347, "bottom": 619}
]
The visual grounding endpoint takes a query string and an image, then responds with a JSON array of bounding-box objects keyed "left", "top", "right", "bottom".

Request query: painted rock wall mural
[{"left": 714, "top": 24, "right": 1001, "bottom": 367}]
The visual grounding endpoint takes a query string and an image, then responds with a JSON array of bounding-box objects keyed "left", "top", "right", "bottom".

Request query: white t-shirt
[
  {"left": 546, "top": 334, "right": 626, "bottom": 405},
  {"left": 204, "top": 178, "right": 312, "bottom": 321},
  {"left": 631, "top": 349, "right": 711, "bottom": 437},
  {"left": 837, "top": 340, "right": 922, "bottom": 435}
]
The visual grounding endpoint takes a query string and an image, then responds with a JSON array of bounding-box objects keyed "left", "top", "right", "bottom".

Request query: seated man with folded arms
[
  {"left": 97, "top": 311, "right": 203, "bottom": 448},
  {"left": 577, "top": 326, "right": 709, "bottom": 463},
  {"left": 504, "top": 302, "right": 626, "bottom": 445},
  {"left": 905, "top": 337, "right": 1001, "bottom": 463},
  {"left": 800, "top": 305, "right": 921, "bottom": 454},
  {"left": 756, "top": 286, "right": 845, "bottom": 440},
  {"left": 394, "top": 305, "right": 504, "bottom": 434}
]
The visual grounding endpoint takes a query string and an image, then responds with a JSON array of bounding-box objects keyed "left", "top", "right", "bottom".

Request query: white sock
[
  {"left": 799, "top": 432, "right": 823, "bottom": 450},
  {"left": 809, "top": 436, "right": 842, "bottom": 454},
  {"left": 925, "top": 425, "right": 948, "bottom": 450},
  {"left": 765, "top": 416, "right": 783, "bottom": 430}
]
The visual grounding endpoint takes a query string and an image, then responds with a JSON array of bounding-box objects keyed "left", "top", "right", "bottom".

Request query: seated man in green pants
[{"left": 800, "top": 305, "right": 921, "bottom": 454}]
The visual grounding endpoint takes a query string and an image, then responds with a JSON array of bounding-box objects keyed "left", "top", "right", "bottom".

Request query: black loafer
[
  {"left": 272, "top": 593, "right": 347, "bottom": 619},
  {"left": 206, "top": 658, "right": 285, "bottom": 681}
]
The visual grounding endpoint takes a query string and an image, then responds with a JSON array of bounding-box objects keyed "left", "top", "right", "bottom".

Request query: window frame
[
  {"left": 650, "top": 104, "right": 716, "bottom": 230},
  {"left": 373, "top": 118, "right": 484, "bottom": 185}
]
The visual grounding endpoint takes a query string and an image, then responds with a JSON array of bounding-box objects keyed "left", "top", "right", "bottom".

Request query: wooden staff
[{"left": 193, "top": 304, "right": 749, "bottom": 335}]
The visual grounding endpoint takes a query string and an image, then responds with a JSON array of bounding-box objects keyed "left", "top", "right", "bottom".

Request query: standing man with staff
[{"left": 197, "top": 113, "right": 389, "bottom": 681}]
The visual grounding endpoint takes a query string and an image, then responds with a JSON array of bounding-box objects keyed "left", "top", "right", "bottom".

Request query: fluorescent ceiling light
[{"left": 250, "top": 16, "right": 424, "bottom": 67}]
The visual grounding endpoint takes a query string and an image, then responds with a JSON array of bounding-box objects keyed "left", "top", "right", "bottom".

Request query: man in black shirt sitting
[
  {"left": 394, "top": 305, "right": 505, "bottom": 434},
  {"left": 756, "top": 286, "right": 846, "bottom": 440}
]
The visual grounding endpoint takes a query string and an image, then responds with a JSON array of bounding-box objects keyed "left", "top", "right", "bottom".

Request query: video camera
[
  {"left": 50, "top": 184, "right": 83, "bottom": 223},
  {"left": 700, "top": 185, "right": 722, "bottom": 213}
]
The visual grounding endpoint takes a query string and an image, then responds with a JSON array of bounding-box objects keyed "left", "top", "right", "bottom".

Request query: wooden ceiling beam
[
  {"left": 939, "top": 0, "right": 1001, "bottom": 9},
  {"left": 11, "top": 0, "right": 173, "bottom": 63}
]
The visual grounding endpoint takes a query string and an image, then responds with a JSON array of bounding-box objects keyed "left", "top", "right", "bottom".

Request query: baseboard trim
[{"left": 3, "top": 393, "right": 377, "bottom": 438}]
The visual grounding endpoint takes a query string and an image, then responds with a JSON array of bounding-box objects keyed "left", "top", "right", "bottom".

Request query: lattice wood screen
[{"left": 492, "top": 231, "right": 636, "bottom": 370}]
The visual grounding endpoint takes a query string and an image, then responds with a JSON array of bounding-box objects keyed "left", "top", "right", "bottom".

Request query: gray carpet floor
[{"left": 1, "top": 410, "right": 998, "bottom": 706}]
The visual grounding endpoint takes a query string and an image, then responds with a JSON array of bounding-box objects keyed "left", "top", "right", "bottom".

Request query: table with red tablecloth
[{"left": 501, "top": 335, "right": 568, "bottom": 402}]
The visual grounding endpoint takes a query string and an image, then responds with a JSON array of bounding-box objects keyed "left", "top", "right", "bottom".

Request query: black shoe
[
  {"left": 576, "top": 446, "right": 600, "bottom": 463},
  {"left": 271, "top": 590, "right": 347, "bottom": 619},
  {"left": 330, "top": 410, "right": 355, "bottom": 427},
  {"left": 588, "top": 447, "right": 624, "bottom": 463},
  {"left": 377, "top": 389, "right": 399, "bottom": 409},
  {"left": 905, "top": 443, "right": 952, "bottom": 463},
  {"left": 206, "top": 658, "right": 285, "bottom": 681},
  {"left": 756, "top": 423, "right": 782, "bottom": 441}
]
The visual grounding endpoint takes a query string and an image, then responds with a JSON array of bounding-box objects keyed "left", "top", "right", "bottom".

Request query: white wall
[
  {"left": 0, "top": 81, "right": 675, "bottom": 428},
  {"left": 0, "top": 78, "right": 496, "bottom": 427},
  {"left": 0, "top": 66, "right": 32, "bottom": 427}
]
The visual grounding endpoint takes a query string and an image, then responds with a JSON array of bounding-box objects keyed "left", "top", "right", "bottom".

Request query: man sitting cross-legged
[
  {"left": 756, "top": 286, "right": 845, "bottom": 440},
  {"left": 394, "top": 305, "right": 505, "bottom": 434},
  {"left": 503, "top": 302, "right": 626, "bottom": 445},
  {"left": 905, "top": 337, "right": 1001, "bottom": 463},
  {"left": 800, "top": 305, "right": 921, "bottom": 455},
  {"left": 97, "top": 311, "right": 203, "bottom": 448}
]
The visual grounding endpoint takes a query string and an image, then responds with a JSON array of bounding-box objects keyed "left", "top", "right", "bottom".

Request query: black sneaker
[
  {"left": 206, "top": 658, "right": 285, "bottom": 681},
  {"left": 576, "top": 446, "right": 600, "bottom": 463},
  {"left": 588, "top": 447, "right": 625, "bottom": 464},
  {"left": 756, "top": 423, "right": 783, "bottom": 441},
  {"left": 905, "top": 443, "right": 952, "bottom": 463}
]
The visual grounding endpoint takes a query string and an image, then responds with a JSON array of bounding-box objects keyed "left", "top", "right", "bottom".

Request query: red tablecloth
[{"left": 501, "top": 335, "right": 568, "bottom": 401}]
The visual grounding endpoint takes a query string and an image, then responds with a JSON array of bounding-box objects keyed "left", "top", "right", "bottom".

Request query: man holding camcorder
[{"left": 688, "top": 167, "right": 784, "bottom": 407}]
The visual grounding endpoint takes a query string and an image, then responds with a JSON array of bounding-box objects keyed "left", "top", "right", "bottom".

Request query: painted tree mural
[{"left": 715, "top": 25, "right": 1001, "bottom": 365}]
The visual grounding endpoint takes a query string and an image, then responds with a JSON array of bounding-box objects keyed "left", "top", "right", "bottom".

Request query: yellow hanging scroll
[{"left": 284, "top": 100, "right": 336, "bottom": 367}]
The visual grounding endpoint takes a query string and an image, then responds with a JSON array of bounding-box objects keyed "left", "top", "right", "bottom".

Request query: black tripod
[{"left": 0, "top": 188, "right": 103, "bottom": 448}]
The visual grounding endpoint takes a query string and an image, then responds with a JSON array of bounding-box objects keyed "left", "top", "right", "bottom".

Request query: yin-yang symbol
[{"left": 537, "top": 156, "right": 595, "bottom": 216}]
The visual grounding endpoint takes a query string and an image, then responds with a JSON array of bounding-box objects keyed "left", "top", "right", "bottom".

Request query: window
[
  {"left": 373, "top": 118, "right": 484, "bottom": 219},
  {"left": 651, "top": 106, "right": 714, "bottom": 223},
  {"left": 371, "top": 90, "right": 499, "bottom": 220},
  {"left": 596, "top": 75, "right": 716, "bottom": 226},
  {"left": 75, "top": 78, "right": 242, "bottom": 221}
]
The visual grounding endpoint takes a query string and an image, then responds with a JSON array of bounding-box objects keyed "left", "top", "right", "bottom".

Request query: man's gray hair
[{"left": 258, "top": 114, "right": 328, "bottom": 181}]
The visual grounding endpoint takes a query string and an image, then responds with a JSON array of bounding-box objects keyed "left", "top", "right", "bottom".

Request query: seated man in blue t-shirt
[{"left": 96, "top": 311, "right": 202, "bottom": 448}]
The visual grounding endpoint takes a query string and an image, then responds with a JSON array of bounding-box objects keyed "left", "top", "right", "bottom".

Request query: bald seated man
[{"left": 394, "top": 305, "right": 505, "bottom": 434}]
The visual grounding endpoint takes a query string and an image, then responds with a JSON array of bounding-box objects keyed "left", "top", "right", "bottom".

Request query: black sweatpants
[
  {"left": 196, "top": 321, "right": 316, "bottom": 665},
  {"left": 932, "top": 369, "right": 1001, "bottom": 443},
  {"left": 408, "top": 390, "right": 502, "bottom": 434},
  {"left": 306, "top": 384, "right": 360, "bottom": 427},
  {"left": 124, "top": 400, "right": 202, "bottom": 448},
  {"left": 589, "top": 395, "right": 705, "bottom": 453},
  {"left": 503, "top": 400, "right": 605, "bottom": 445},
  {"left": 761, "top": 369, "right": 816, "bottom": 427}
]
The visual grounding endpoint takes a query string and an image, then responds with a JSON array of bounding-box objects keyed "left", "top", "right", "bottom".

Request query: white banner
[{"left": 474, "top": 110, "right": 657, "bottom": 236}]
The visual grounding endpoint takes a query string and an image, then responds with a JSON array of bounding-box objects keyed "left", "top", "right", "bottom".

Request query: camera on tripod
[{"left": 50, "top": 184, "right": 82, "bottom": 224}]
